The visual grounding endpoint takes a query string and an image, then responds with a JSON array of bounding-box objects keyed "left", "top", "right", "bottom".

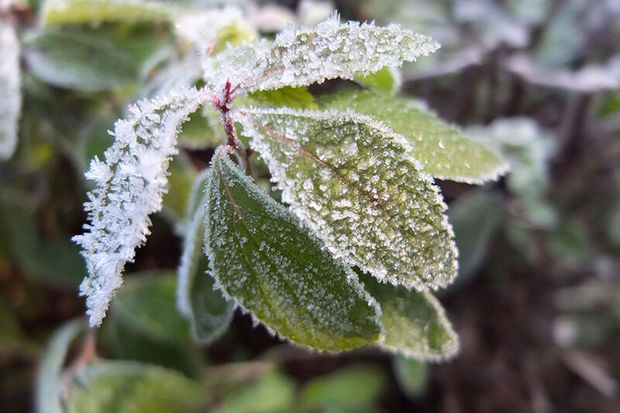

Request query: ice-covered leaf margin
[
  {"left": 235, "top": 107, "right": 458, "bottom": 291},
  {"left": 0, "top": 21, "right": 21, "bottom": 161},
  {"left": 206, "top": 13, "right": 439, "bottom": 95},
  {"left": 73, "top": 87, "right": 205, "bottom": 327}
]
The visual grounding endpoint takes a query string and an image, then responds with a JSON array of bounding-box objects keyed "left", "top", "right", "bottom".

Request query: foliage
[{"left": 2, "top": 0, "right": 619, "bottom": 411}]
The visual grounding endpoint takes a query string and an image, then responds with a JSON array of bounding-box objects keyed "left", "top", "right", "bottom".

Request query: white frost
[
  {"left": 0, "top": 21, "right": 21, "bottom": 161},
  {"left": 73, "top": 87, "right": 204, "bottom": 326}
]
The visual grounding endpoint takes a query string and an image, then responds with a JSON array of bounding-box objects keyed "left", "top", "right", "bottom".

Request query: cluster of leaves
[
  {"left": 2, "top": 0, "right": 619, "bottom": 411},
  {"left": 58, "top": 3, "right": 509, "bottom": 361}
]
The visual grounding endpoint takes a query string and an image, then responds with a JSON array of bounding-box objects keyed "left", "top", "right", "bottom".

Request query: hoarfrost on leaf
[
  {"left": 0, "top": 21, "right": 21, "bottom": 161},
  {"left": 318, "top": 90, "right": 508, "bottom": 183},
  {"left": 206, "top": 13, "right": 440, "bottom": 95},
  {"left": 73, "top": 87, "right": 204, "bottom": 327},
  {"left": 235, "top": 107, "right": 458, "bottom": 291},
  {"left": 204, "top": 150, "right": 382, "bottom": 351}
]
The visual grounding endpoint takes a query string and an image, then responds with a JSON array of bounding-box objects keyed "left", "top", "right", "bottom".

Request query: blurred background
[{"left": 1, "top": 0, "right": 619, "bottom": 412}]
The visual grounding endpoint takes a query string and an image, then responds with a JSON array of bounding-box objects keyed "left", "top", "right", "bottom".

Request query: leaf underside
[
  {"left": 177, "top": 170, "right": 235, "bottom": 344},
  {"left": 236, "top": 107, "right": 458, "bottom": 290},
  {"left": 204, "top": 151, "right": 382, "bottom": 351},
  {"left": 318, "top": 90, "right": 508, "bottom": 183}
]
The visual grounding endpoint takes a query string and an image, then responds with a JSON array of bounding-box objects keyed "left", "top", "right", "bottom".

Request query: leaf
[
  {"left": 161, "top": 153, "right": 197, "bottom": 222},
  {"left": 362, "top": 273, "right": 458, "bottom": 360},
  {"left": 177, "top": 170, "right": 235, "bottom": 344},
  {"left": 449, "top": 190, "right": 505, "bottom": 281},
  {"left": 0, "top": 21, "right": 21, "bottom": 160},
  {"left": 216, "top": 371, "right": 296, "bottom": 413},
  {"left": 177, "top": 109, "right": 221, "bottom": 149},
  {"left": 207, "top": 13, "right": 439, "bottom": 94},
  {"left": 23, "top": 30, "right": 139, "bottom": 91},
  {"left": 243, "top": 86, "right": 318, "bottom": 110},
  {"left": 236, "top": 107, "right": 457, "bottom": 290},
  {"left": 104, "top": 271, "right": 205, "bottom": 376},
  {"left": 318, "top": 90, "right": 508, "bottom": 183},
  {"left": 354, "top": 66, "right": 400, "bottom": 94},
  {"left": 112, "top": 272, "right": 191, "bottom": 343},
  {"left": 204, "top": 150, "right": 382, "bottom": 351},
  {"left": 35, "top": 319, "right": 84, "bottom": 413},
  {"left": 299, "top": 365, "right": 387, "bottom": 412},
  {"left": 72, "top": 87, "right": 204, "bottom": 327},
  {"left": 41, "top": 0, "right": 182, "bottom": 25},
  {"left": 392, "top": 355, "right": 428, "bottom": 398},
  {"left": 65, "top": 361, "right": 204, "bottom": 413}
]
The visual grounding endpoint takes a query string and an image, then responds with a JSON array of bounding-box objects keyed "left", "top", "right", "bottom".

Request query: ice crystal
[
  {"left": 73, "top": 87, "right": 204, "bottom": 326},
  {"left": 235, "top": 107, "right": 458, "bottom": 291},
  {"left": 0, "top": 21, "right": 21, "bottom": 160},
  {"left": 204, "top": 150, "right": 382, "bottom": 351},
  {"left": 206, "top": 13, "right": 439, "bottom": 95}
]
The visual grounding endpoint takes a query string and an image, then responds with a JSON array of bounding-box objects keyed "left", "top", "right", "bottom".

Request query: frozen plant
[{"left": 74, "top": 13, "right": 508, "bottom": 359}]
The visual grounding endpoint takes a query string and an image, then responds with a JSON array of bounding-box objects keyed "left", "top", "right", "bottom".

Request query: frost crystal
[
  {"left": 73, "top": 87, "right": 204, "bottom": 326},
  {"left": 235, "top": 107, "right": 458, "bottom": 291},
  {"left": 207, "top": 13, "right": 439, "bottom": 94},
  {"left": 0, "top": 21, "right": 21, "bottom": 161}
]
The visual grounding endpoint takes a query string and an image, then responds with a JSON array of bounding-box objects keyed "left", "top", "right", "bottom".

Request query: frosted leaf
[
  {"left": 206, "top": 13, "right": 439, "bottom": 95},
  {"left": 319, "top": 90, "right": 508, "bottom": 183},
  {"left": 72, "top": 87, "right": 204, "bottom": 327},
  {"left": 204, "top": 150, "right": 382, "bottom": 351},
  {"left": 177, "top": 169, "right": 234, "bottom": 343},
  {"left": 362, "top": 273, "right": 458, "bottom": 360},
  {"left": 235, "top": 107, "right": 458, "bottom": 290},
  {"left": 0, "top": 21, "right": 21, "bottom": 161}
]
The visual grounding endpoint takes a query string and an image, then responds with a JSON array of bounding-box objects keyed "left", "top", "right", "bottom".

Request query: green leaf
[
  {"left": 177, "top": 170, "right": 235, "bottom": 344},
  {"left": 24, "top": 30, "right": 138, "bottom": 91},
  {"left": 162, "top": 153, "right": 197, "bottom": 222},
  {"left": 216, "top": 371, "right": 295, "bottom": 413},
  {"left": 111, "top": 272, "right": 191, "bottom": 344},
  {"left": 318, "top": 90, "right": 508, "bottom": 183},
  {"left": 354, "top": 66, "right": 399, "bottom": 94},
  {"left": 104, "top": 272, "right": 205, "bottom": 376},
  {"left": 392, "top": 355, "right": 428, "bottom": 398},
  {"left": 362, "top": 273, "right": 459, "bottom": 360},
  {"left": 204, "top": 150, "right": 381, "bottom": 351},
  {"left": 299, "top": 365, "right": 387, "bottom": 412},
  {"left": 243, "top": 87, "right": 318, "bottom": 110},
  {"left": 36, "top": 319, "right": 84, "bottom": 413},
  {"left": 449, "top": 190, "right": 505, "bottom": 280},
  {"left": 65, "top": 361, "right": 204, "bottom": 413},
  {"left": 41, "top": 0, "right": 182, "bottom": 25},
  {"left": 236, "top": 107, "right": 457, "bottom": 290},
  {"left": 177, "top": 109, "right": 222, "bottom": 149}
]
